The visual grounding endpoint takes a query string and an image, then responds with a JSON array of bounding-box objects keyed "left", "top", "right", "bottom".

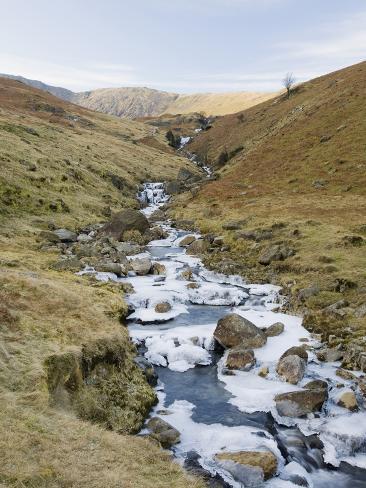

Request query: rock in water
[
  {"left": 179, "top": 235, "right": 196, "bottom": 247},
  {"left": 151, "top": 262, "right": 166, "bottom": 275},
  {"left": 101, "top": 209, "right": 149, "bottom": 240},
  {"left": 275, "top": 389, "right": 328, "bottom": 417},
  {"left": 216, "top": 450, "right": 277, "bottom": 481},
  {"left": 226, "top": 347, "right": 256, "bottom": 371},
  {"left": 276, "top": 355, "right": 306, "bottom": 384},
  {"left": 214, "top": 313, "right": 267, "bottom": 349},
  {"left": 130, "top": 258, "right": 152, "bottom": 275},
  {"left": 96, "top": 262, "right": 127, "bottom": 277},
  {"left": 147, "top": 417, "right": 180, "bottom": 448},
  {"left": 154, "top": 302, "right": 172, "bottom": 314},
  {"left": 336, "top": 390, "right": 358, "bottom": 411},
  {"left": 265, "top": 322, "right": 284, "bottom": 337}
]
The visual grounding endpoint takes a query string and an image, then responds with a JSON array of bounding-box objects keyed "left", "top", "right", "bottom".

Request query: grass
[
  {"left": 0, "top": 78, "right": 204, "bottom": 487},
  {"left": 171, "top": 61, "right": 366, "bottom": 351}
]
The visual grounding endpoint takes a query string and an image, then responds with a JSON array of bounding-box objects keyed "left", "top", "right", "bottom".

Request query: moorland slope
[{"left": 172, "top": 61, "right": 366, "bottom": 364}]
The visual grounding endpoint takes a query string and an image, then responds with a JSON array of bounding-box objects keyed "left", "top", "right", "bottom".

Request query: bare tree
[{"left": 283, "top": 72, "right": 296, "bottom": 99}]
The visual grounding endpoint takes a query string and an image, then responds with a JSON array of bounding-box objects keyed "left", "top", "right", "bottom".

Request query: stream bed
[{"left": 89, "top": 183, "right": 366, "bottom": 487}]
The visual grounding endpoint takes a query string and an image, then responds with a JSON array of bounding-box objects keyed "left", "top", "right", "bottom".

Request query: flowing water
[{"left": 87, "top": 183, "right": 366, "bottom": 487}]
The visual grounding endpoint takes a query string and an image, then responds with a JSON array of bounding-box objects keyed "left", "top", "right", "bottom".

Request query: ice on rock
[
  {"left": 142, "top": 331, "right": 212, "bottom": 371},
  {"left": 188, "top": 283, "right": 248, "bottom": 306},
  {"left": 127, "top": 304, "right": 188, "bottom": 323}
]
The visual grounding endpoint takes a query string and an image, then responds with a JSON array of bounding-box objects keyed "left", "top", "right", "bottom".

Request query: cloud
[{"left": 276, "top": 11, "right": 366, "bottom": 62}]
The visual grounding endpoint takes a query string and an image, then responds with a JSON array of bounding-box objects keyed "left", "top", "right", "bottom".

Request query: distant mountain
[
  {"left": 1, "top": 73, "right": 275, "bottom": 118},
  {"left": 0, "top": 73, "right": 75, "bottom": 101}
]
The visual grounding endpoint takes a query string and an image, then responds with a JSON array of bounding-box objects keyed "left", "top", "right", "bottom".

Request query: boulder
[
  {"left": 177, "top": 167, "right": 196, "bottom": 182},
  {"left": 265, "top": 322, "right": 284, "bottom": 337},
  {"left": 147, "top": 417, "right": 180, "bottom": 448},
  {"left": 180, "top": 268, "right": 194, "bottom": 280},
  {"left": 186, "top": 239, "right": 210, "bottom": 255},
  {"left": 275, "top": 389, "right": 328, "bottom": 417},
  {"left": 258, "top": 245, "right": 295, "bottom": 265},
  {"left": 304, "top": 379, "right": 328, "bottom": 391},
  {"left": 216, "top": 451, "right": 277, "bottom": 481},
  {"left": 317, "top": 347, "right": 344, "bottom": 362},
  {"left": 151, "top": 262, "right": 166, "bottom": 275},
  {"left": 155, "top": 302, "right": 172, "bottom": 314},
  {"left": 298, "top": 285, "right": 320, "bottom": 302},
  {"left": 258, "top": 366, "right": 269, "bottom": 378},
  {"left": 226, "top": 347, "right": 256, "bottom": 371},
  {"left": 39, "top": 230, "right": 61, "bottom": 243},
  {"left": 95, "top": 262, "right": 127, "bottom": 277},
  {"left": 101, "top": 209, "right": 149, "bottom": 240},
  {"left": 355, "top": 303, "right": 366, "bottom": 318},
  {"left": 130, "top": 258, "right": 152, "bottom": 276},
  {"left": 337, "top": 390, "right": 358, "bottom": 411},
  {"left": 186, "top": 282, "right": 200, "bottom": 289},
  {"left": 166, "top": 180, "right": 181, "bottom": 195},
  {"left": 214, "top": 313, "right": 267, "bottom": 349},
  {"left": 179, "top": 235, "right": 196, "bottom": 247},
  {"left": 54, "top": 228, "right": 78, "bottom": 242},
  {"left": 279, "top": 346, "right": 308, "bottom": 363},
  {"left": 276, "top": 355, "right": 306, "bottom": 384}
]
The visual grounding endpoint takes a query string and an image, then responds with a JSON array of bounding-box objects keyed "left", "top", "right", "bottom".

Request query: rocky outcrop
[
  {"left": 279, "top": 346, "right": 308, "bottom": 362},
  {"left": 147, "top": 417, "right": 180, "bottom": 448},
  {"left": 101, "top": 209, "right": 149, "bottom": 241},
  {"left": 275, "top": 389, "right": 328, "bottom": 417},
  {"left": 258, "top": 245, "right": 295, "bottom": 265},
  {"left": 226, "top": 347, "right": 256, "bottom": 371},
  {"left": 214, "top": 313, "right": 267, "bottom": 349}
]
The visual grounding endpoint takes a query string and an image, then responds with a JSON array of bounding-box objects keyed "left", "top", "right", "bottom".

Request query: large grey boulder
[
  {"left": 276, "top": 355, "right": 306, "bottom": 384},
  {"left": 54, "top": 228, "right": 78, "bottom": 242},
  {"left": 101, "top": 209, "right": 149, "bottom": 241},
  {"left": 179, "top": 235, "right": 196, "bottom": 247},
  {"left": 214, "top": 314, "right": 267, "bottom": 349},
  {"left": 130, "top": 258, "right": 152, "bottom": 275},
  {"left": 275, "top": 389, "right": 328, "bottom": 417},
  {"left": 147, "top": 417, "right": 180, "bottom": 448}
]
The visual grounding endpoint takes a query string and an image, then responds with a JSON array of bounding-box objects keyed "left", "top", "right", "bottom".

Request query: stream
[{"left": 90, "top": 183, "right": 366, "bottom": 487}]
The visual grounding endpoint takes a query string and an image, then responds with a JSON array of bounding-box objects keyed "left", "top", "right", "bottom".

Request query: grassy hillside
[
  {"left": 172, "top": 61, "right": 366, "bottom": 361},
  {"left": 0, "top": 77, "right": 203, "bottom": 488},
  {"left": 166, "top": 91, "right": 275, "bottom": 116}
]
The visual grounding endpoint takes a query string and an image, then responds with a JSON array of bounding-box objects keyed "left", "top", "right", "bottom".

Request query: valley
[{"left": 1, "top": 59, "right": 366, "bottom": 488}]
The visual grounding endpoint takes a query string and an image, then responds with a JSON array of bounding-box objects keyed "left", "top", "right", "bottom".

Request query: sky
[{"left": 0, "top": 0, "right": 365, "bottom": 93}]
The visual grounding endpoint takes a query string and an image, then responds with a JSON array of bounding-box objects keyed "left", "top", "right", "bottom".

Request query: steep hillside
[
  {"left": 0, "top": 77, "right": 203, "bottom": 488},
  {"left": 74, "top": 87, "right": 178, "bottom": 118},
  {"left": 0, "top": 72, "right": 75, "bottom": 101},
  {"left": 172, "top": 61, "right": 366, "bottom": 363}
]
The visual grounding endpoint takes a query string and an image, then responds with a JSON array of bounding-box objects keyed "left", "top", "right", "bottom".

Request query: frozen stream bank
[{"left": 89, "top": 183, "right": 366, "bottom": 487}]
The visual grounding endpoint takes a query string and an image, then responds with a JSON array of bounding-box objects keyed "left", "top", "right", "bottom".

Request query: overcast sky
[{"left": 0, "top": 0, "right": 365, "bottom": 93}]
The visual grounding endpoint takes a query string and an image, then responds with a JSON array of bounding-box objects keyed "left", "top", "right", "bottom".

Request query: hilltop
[
  {"left": 0, "top": 73, "right": 275, "bottom": 118},
  {"left": 172, "top": 61, "right": 366, "bottom": 364},
  {"left": 0, "top": 77, "right": 203, "bottom": 488}
]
